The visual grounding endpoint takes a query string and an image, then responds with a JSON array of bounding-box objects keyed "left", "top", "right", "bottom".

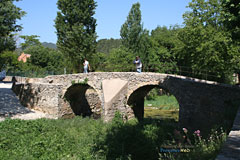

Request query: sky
[{"left": 15, "top": 0, "right": 192, "bottom": 44}]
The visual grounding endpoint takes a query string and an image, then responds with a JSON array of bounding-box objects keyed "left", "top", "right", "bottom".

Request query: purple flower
[
  {"left": 194, "top": 130, "right": 201, "bottom": 137},
  {"left": 194, "top": 130, "right": 200, "bottom": 134}
]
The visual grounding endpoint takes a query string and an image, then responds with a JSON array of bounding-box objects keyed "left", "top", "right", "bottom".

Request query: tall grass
[
  {"left": 0, "top": 117, "right": 107, "bottom": 160},
  {"left": 0, "top": 114, "right": 226, "bottom": 160},
  {"left": 144, "top": 95, "right": 179, "bottom": 110}
]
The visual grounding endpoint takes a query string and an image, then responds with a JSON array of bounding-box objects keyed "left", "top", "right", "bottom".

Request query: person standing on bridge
[
  {"left": 133, "top": 56, "right": 142, "bottom": 73},
  {"left": 83, "top": 59, "right": 90, "bottom": 73}
]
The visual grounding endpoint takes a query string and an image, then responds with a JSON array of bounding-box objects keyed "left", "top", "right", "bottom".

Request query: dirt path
[{"left": 0, "top": 82, "right": 55, "bottom": 122}]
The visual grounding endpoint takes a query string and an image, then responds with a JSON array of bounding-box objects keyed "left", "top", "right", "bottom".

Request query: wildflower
[
  {"left": 183, "top": 128, "right": 188, "bottom": 134},
  {"left": 194, "top": 130, "right": 200, "bottom": 134},
  {"left": 194, "top": 130, "right": 201, "bottom": 137}
]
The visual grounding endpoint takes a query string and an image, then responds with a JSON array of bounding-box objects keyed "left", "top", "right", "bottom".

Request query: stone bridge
[{"left": 12, "top": 72, "right": 240, "bottom": 133}]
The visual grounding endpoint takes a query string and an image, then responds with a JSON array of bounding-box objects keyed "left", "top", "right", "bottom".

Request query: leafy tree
[
  {"left": 183, "top": 0, "right": 223, "bottom": 28},
  {"left": 90, "top": 52, "right": 107, "bottom": 71},
  {"left": 220, "top": 0, "right": 240, "bottom": 77},
  {"left": 0, "top": 51, "right": 23, "bottom": 71},
  {"left": 24, "top": 45, "right": 64, "bottom": 74},
  {"left": 0, "top": 0, "right": 25, "bottom": 53},
  {"left": 20, "top": 35, "right": 41, "bottom": 50},
  {"left": 104, "top": 46, "right": 134, "bottom": 72},
  {"left": 120, "top": 2, "right": 143, "bottom": 54},
  {"left": 0, "top": 0, "right": 25, "bottom": 68},
  {"left": 222, "top": 0, "right": 240, "bottom": 41},
  {"left": 96, "top": 38, "right": 121, "bottom": 55},
  {"left": 176, "top": 0, "right": 235, "bottom": 82},
  {"left": 147, "top": 26, "right": 179, "bottom": 73},
  {"left": 55, "top": 0, "right": 97, "bottom": 73}
]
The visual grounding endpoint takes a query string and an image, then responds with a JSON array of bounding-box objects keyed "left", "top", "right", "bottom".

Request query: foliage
[
  {"left": 90, "top": 52, "right": 107, "bottom": 72},
  {"left": 183, "top": 0, "right": 223, "bottom": 28},
  {"left": 221, "top": 0, "right": 240, "bottom": 74},
  {"left": 0, "top": 50, "right": 24, "bottom": 71},
  {"left": 20, "top": 35, "right": 41, "bottom": 50},
  {"left": 145, "top": 94, "right": 179, "bottom": 109},
  {"left": 159, "top": 127, "right": 227, "bottom": 160},
  {"left": 144, "top": 108, "right": 179, "bottom": 121},
  {"left": 120, "top": 1, "right": 152, "bottom": 66},
  {"left": 24, "top": 45, "right": 65, "bottom": 74},
  {"left": 120, "top": 2, "right": 143, "bottom": 54},
  {"left": 146, "top": 26, "right": 179, "bottom": 73},
  {"left": 175, "top": 0, "right": 237, "bottom": 82},
  {"left": 71, "top": 78, "right": 88, "bottom": 85},
  {"left": 0, "top": 117, "right": 106, "bottom": 160},
  {"left": 119, "top": 4, "right": 179, "bottom": 73},
  {"left": 144, "top": 91, "right": 179, "bottom": 121},
  {"left": 104, "top": 46, "right": 135, "bottom": 72},
  {"left": 0, "top": 114, "right": 228, "bottom": 160},
  {"left": 55, "top": 0, "right": 97, "bottom": 73},
  {"left": 0, "top": 0, "right": 25, "bottom": 58},
  {"left": 96, "top": 38, "right": 121, "bottom": 55},
  {"left": 222, "top": 0, "right": 240, "bottom": 41}
]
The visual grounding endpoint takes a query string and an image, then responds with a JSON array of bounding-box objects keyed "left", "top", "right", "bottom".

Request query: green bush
[{"left": 0, "top": 115, "right": 227, "bottom": 160}]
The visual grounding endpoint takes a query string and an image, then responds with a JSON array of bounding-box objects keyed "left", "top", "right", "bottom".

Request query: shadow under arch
[
  {"left": 64, "top": 83, "right": 101, "bottom": 119},
  {"left": 127, "top": 84, "right": 179, "bottom": 121}
]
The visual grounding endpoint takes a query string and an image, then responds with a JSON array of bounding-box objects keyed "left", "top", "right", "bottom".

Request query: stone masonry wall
[
  {"left": 11, "top": 72, "right": 240, "bottom": 132},
  {"left": 12, "top": 83, "right": 62, "bottom": 116},
  {"left": 161, "top": 76, "right": 240, "bottom": 134}
]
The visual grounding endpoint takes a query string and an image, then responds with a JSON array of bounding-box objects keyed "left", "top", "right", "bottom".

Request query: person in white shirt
[
  {"left": 83, "top": 59, "right": 90, "bottom": 73},
  {"left": 133, "top": 56, "right": 142, "bottom": 73}
]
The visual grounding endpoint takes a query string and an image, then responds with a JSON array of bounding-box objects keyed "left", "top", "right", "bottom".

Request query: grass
[
  {"left": 144, "top": 108, "right": 179, "bottom": 121},
  {"left": 0, "top": 117, "right": 107, "bottom": 160},
  {"left": 144, "top": 95, "right": 179, "bottom": 110},
  {"left": 144, "top": 95, "right": 179, "bottom": 121},
  {"left": 0, "top": 114, "right": 227, "bottom": 160}
]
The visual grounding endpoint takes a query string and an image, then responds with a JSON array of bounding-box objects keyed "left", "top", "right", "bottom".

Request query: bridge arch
[
  {"left": 127, "top": 82, "right": 180, "bottom": 121},
  {"left": 63, "top": 83, "right": 102, "bottom": 119}
]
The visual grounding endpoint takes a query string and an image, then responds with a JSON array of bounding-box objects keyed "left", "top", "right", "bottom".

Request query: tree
[
  {"left": 96, "top": 38, "right": 121, "bottom": 55},
  {"left": 120, "top": 2, "right": 143, "bottom": 54},
  {"left": 55, "top": 0, "right": 97, "bottom": 73},
  {"left": 104, "top": 46, "right": 134, "bottom": 72},
  {"left": 0, "top": 0, "right": 25, "bottom": 56},
  {"left": 222, "top": 0, "right": 240, "bottom": 41},
  {"left": 176, "top": 0, "right": 235, "bottom": 82},
  {"left": 147, "top": 26, "right": 180, "bottom": 73},
  {"left": 0, "top": 50, "right": 22, "bottom": 71},
  {"left": 20, "top": 35, "right": 41, "bottom": 50},
  {"left": 24, "top": 45, "right": 65, "bottom": 74},
  {"left": 183, "top": 0, "right": 222, "bottom": 28}
]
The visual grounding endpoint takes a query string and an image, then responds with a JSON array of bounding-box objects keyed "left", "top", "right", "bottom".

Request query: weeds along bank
[{"left": 0, "top": 114, "right": 226, "bottom": 160}]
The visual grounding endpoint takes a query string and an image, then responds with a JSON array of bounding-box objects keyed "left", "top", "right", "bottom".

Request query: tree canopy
[
  {"left": 120, "top": 2, "right": 143, "bottom": 54},
  {"left": 1, "top": 0, "right": 240, "bottom": 83},
  {"left": 0, "top": 0, "right": 25, "bottom": 56},
  {"left": 55, "top": 0, "right": 97, "bottom": 73}
]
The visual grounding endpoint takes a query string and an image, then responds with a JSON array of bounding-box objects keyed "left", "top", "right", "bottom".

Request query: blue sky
[{"left": 15, "top": 0, "right": 192, "bottom": 43}]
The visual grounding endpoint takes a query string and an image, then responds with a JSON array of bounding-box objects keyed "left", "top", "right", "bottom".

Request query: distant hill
[{"left": 42, "top": 42, "right": 57, "bottom": 49}]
